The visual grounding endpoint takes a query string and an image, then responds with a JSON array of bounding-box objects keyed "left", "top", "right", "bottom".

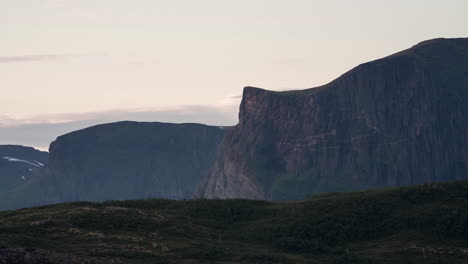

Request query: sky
[{"left": 1, "top": 0, "right": 468, "bottom": 150}]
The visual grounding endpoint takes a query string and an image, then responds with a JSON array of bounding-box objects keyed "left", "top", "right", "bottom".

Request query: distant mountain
[
  {"left": 199, "top": 38, "right": 468, "bottom": 200},
  {"left": 0, "top": 121, "right": 224, "bottom": 210},
  {"left": 0, "top": 145, "right": 48, "bottom": 193}
]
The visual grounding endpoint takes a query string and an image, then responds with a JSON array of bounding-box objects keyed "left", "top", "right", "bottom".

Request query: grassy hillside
[{"left": 1, "top": 180, "right": 468, "bottom": 263}]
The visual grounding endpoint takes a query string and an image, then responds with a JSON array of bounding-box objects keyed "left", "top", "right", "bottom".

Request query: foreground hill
[
  {"left": 0, "top": 122, "right": 224, "bottom": 210},
  {"left": 0, "top": 179, "right": 467, "bottom": 263},
  {"left": 0, "top": 145, "right": 48, "bottom": 193},
  {"left": 200, "top": 38, "right": 468, "bottom": 200}
]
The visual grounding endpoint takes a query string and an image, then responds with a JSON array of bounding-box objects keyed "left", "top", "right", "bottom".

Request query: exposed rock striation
[
  {"left": 199, "top": 38, "right": 468, "bottom": 200},
  {"left": 1, "top": 121, "right": 224, "bottom": 210}
]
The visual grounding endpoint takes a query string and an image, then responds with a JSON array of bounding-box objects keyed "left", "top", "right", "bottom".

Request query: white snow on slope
[
  {"left": 34, "top": 160, "right": 44, "bottom": 166},
  {"left": 2, "top": 157, "right": 41, "bottom": 167}
]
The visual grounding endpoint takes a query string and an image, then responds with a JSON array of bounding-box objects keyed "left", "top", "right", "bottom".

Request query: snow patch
[
  {"left": 21, "top": 176, "right": 26, "bottom": 180},
  {"left": 2, "top": 157, "right": 41, "bottom": 167},
  {"left": 34, "top": 160, "right": 44, "bottom": 166}
]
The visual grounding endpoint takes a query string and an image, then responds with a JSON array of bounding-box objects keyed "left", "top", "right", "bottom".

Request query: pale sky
[{"left": 1, "top": 0, "right": 468, "bottom": 149}]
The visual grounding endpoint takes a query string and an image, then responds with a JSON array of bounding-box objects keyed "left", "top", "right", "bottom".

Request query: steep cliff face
[
  {"left": 200, "top": 38, "right": 468, "bottom": 200},
  {"left": 0, "top": 145, "right": 48, "bottom": 193},
  {"left": 1, "top": 122, "right": 224, "bottom": 210}
]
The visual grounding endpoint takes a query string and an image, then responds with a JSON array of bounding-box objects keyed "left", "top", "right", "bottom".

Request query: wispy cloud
[
  {"left": 1, "top": 95, "right": 240, "bottom": 127},
  {"left": 0, "top": 96, "right": 241, "bottom": 150},
  {"left": 0, "top": 54, "right": 79, "bottom": 64}
]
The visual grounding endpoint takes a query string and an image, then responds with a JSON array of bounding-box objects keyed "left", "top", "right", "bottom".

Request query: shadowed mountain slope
[
  {"left": 0, "top": 145, "right": 48, "bottom": 193},
  {"left": 0, "top": 121, "right": 224, "bottom": 210}
]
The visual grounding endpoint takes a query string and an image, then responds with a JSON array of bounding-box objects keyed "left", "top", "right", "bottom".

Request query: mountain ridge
[{"left": 0, "top": 121, "right": 224, "bottom": 210}]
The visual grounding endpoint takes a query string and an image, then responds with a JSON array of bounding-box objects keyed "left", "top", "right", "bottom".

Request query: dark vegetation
[{"left": 1, "top": 179, "right": 468, "bottom": 263}]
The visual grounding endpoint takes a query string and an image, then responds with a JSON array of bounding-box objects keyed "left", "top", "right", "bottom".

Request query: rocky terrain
[
  {"left": 199, "top": 38, "right": 468, "bottom": 200},
  {"left": 0, "top": 121, "right": 224, "bottom": 210},
  {"left": 0, "top": 145, "right": 48, "bottom": 194}
]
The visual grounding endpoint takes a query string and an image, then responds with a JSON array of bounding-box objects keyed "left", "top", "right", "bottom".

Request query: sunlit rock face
[
  {"left": 199, "top": 38, "right": 468, "bottom": 201},
  {"left": 1, "top": 121, "right": 224, "bottom": 210}
]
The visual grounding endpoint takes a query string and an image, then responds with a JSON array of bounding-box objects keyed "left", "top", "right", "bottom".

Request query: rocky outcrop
[
  {"left": 199, "top": 38, "right": 468, "bottom": 200},
  {"left": 1, "top": 122, "right": 224, "bottom": 210},
  {"left": 0, "top": 145, "right": 48, "bottom": 193},
  {"left": 0, "top": 247, "right": 117, "bottom": 264}
]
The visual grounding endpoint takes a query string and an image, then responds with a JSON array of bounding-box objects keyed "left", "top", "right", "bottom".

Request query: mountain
[
  {"left": 199, "top": 38, "right": 468, "bottom": 200},
  {"left": 0, "top": 121, "right": 224, "bottom": 210},
  {"left": 1, "top": 179, "right": 468, "bottom": 263},
  {"left": 0, "top": 145, "right": 48, "bottom": 193}
]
